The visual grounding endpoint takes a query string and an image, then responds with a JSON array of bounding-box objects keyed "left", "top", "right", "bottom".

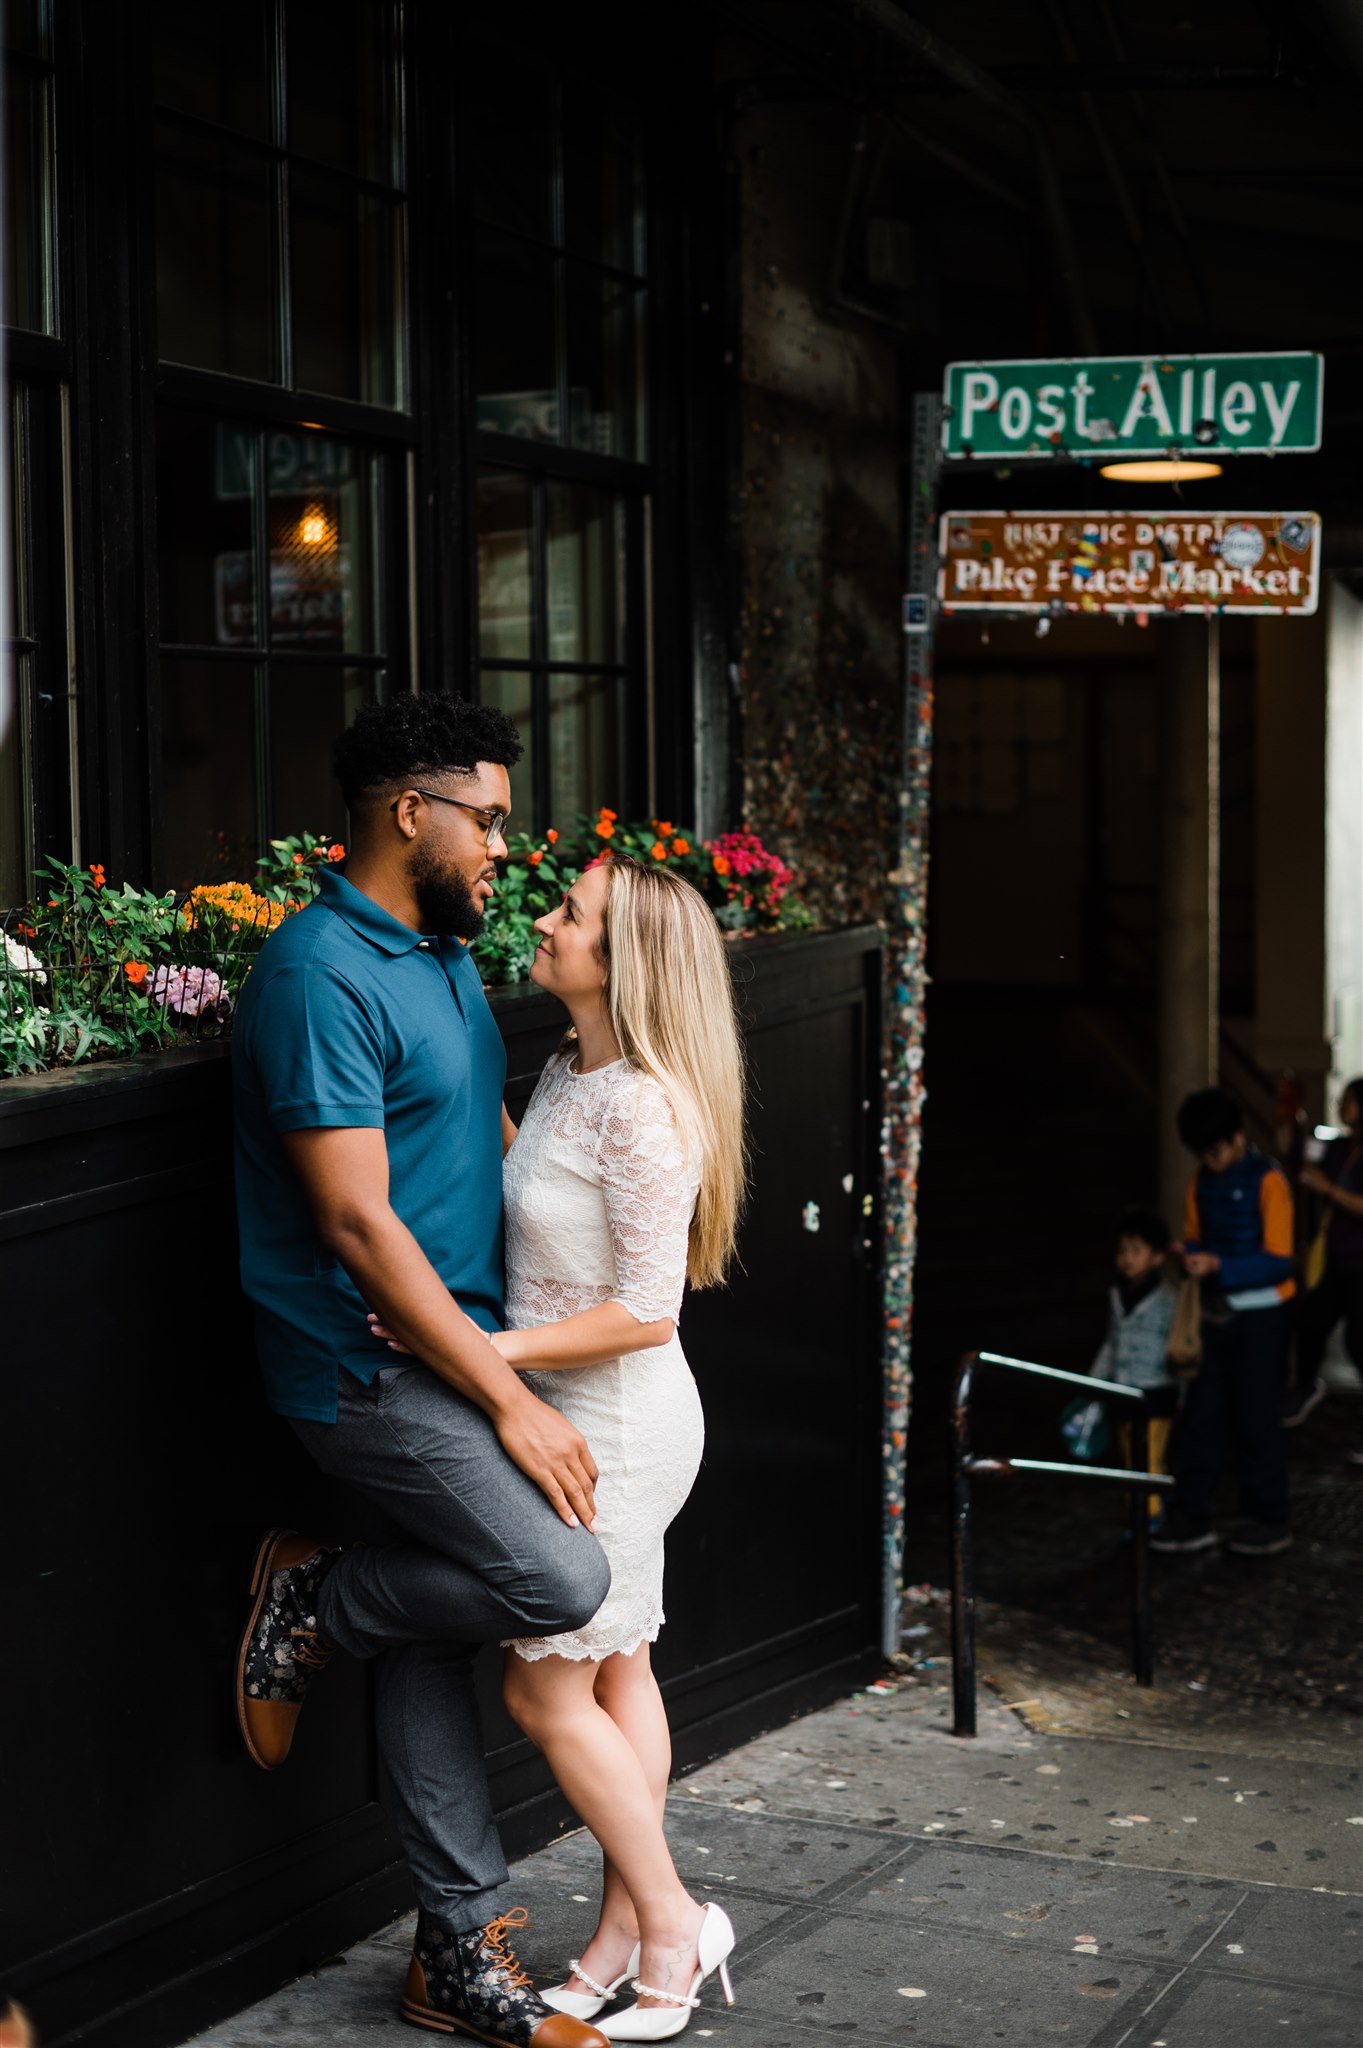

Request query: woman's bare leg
[
  {"left": 589, "top": 1647, "right": 672, "bottom": 1975},
  {"left": 503, "top": 1646, "right": 702, "bottom": 2010}
]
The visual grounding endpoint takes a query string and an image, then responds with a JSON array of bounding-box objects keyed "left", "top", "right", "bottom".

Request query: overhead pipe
[{"left": 828, "top": 0, "right": 1099, "bottom": 351}]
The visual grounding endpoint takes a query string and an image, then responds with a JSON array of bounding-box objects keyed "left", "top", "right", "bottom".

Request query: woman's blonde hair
[{"left": 577, "top": 857, "right": 747, "bottom": 1288}]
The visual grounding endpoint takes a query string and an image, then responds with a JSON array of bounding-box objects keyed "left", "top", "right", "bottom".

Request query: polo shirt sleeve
[{"left": 245, "top": 962, "right": 386, "bottom": 1134}]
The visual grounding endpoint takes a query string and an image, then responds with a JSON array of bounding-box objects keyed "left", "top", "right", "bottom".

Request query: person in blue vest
[
  {"left": 231, "top": 693, "right": 611, "bottom": 2048},
  {"left": 1152, "top": 1088, "right": 1294, "bottom": 1557}
]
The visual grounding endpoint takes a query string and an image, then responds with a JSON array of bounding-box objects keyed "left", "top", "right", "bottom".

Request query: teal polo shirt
[{"left": 232, "top": 867, "right": 506, "bottom": 1421}]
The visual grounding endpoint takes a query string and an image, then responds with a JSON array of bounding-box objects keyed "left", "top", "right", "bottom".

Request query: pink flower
[{"left": 149, "top": 963, "right": 232, "bottom": 1020}]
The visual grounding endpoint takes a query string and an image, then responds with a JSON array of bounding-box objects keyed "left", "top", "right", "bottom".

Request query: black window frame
[
  {"left": 3, "top": 0, "right": 77, "bottom": 903},
  {"left": 140, "top": 0, "right": 418, "bottom": 890},
  {"left": 455, "top": 51, "right": 656, "bottom": 837}
]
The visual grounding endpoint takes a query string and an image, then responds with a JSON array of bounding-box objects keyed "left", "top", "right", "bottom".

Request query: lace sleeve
[{"left": 597, "top": 1074, "right": 698, "bottom": 1326}]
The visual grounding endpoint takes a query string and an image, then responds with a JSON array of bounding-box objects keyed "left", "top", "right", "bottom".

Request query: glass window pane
[
  {"left": 480, "top": 670, "right": 533, "bottom": 826},
  {"left": 567, "top": 269, "right": 645, "bottom": 461},
  {"left": 270, "top": 663, "right": 379, "bottom": 840},
  {"left": 548, "top": 673, "right": 622, "bottom": 824},
  {"left": 267, "top": 431, "right": 382, "bottom": 654},
  {"left": 473, "top": 231, "right": 557, "bottom": 441},
  {"left": 155, "top": 121, "right": 276, "bottom": 380},
  {"left": 156, "top": 413, "right": 260, "bottom": 648},
  {"left": 4, "top": 2, "right": 52, "bottom": 59},
  {"left": 4, "top": 66, "right": 54, "bottom": 335},
  {"left": 562, "top": 89, "right": 642, "bottom": 275},
  {"left": 547, "top": 483, "right": 624, "bottom": 665},
  {"left": 286, "top": 0, "right": 399, "bottom": 184},
  {"left": 477, "top": 471, "right": 532, "bottom": 661},
  {"left": 151, "top": 0, "right": 272, "bottom": 141},
  {"left": 0, "top": 652, "right": 30, "bottom": 908},
  {"left": 465, "top": 76, "right": 552, "bottom": 243},
  {"left": 292, "top": 169, "right": 402, "bottom": 407},
  {"left": 158, "top": 658, "right": 259, "bottom": 891}
]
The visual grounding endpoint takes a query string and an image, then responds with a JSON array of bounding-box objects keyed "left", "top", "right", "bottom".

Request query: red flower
[
  {"left": 528, "top": 849, "right": 544, "bottom": 865},
  {"left": 546, "top": 828, "right": 559, "bottom": 844},
  {"left": 328, "top": 843, "right": 346, "bottom": 862},
  {"left": 124, "top": 961, "right": 149, "bottom": 987}
]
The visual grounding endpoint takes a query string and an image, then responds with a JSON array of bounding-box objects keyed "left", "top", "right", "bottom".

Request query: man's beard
[{"left": 409, "top": 841, "right": 487, "bottom": 941}]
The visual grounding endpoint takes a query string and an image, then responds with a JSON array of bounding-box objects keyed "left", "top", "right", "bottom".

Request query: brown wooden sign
[{"left": 938, "top": 510, "right": 1320, "bottom": 617}]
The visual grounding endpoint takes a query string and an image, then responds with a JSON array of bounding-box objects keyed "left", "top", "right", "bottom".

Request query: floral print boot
[
  {"left": 234, "top": 1527, "right": 340, "bottom": 1769},
  {"left": 400, "top": 1907, "right": 608, "bottom": 2047}
]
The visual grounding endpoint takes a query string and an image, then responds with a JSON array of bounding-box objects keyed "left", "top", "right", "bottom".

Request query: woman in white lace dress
[{"left": 381, "top": 854, "right": 745, "bottom": 2040}]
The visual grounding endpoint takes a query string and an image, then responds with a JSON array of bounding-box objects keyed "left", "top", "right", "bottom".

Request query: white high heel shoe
[
  {"left": 542, "top": 1945, "right": 641, "bottom": 2021},
  {"left": 598, "top": 1904, "right": 735, "bottom": 2041}
]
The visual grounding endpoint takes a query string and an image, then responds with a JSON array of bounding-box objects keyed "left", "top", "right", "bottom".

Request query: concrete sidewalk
[{"left": 183, "top": 1663, "right": 1362, "bottom": 2048}]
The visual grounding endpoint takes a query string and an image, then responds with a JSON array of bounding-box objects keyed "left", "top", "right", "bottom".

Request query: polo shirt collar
[{"left": 318, "top": 867, "right": 431, "bottom": 956}]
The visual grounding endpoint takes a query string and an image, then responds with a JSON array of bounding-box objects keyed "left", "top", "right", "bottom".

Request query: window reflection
[
  {"left": 157, "top": 413, "right": 258, "bottom": 649},
  {"left": 562, "top": 89, "right": 642, "bottom": 275},
  {"left": 155, "top": 122, "right": 275, "bottom": 381},
  {"left": 158, "top": 658, "right": 259, "bottom": 891},
  {"left": 480, "top": 671, "right": 534, "bottom": 826},
  {"left": 286, "top": 0, "right": 399, "bottom": 184},
  {"left": 152, "top": 0, "right": 272, "bottom": 141},
  {"left": 567, "top": 270, "right": 644, "bottom": 460},
  {"left": 267, "top": 432, "right": 380, "bottom": 654},
  {"left": 270, "top": 663, "right": 380, "bottom": 838},
  {"left": 467, "top": 75, "right": 552, "bottom": 242},
  {"left": 547, "top": 483, "right": 624, "bottom": 665},
  {"left": 477, "top": 471, "right": 532, "bottom": 661},
  {"left": 4, "top": 63, "right": 55, "bottom": 335},
  {"left": 474, "top": 232, "right": 558, "bottom": 441},
  {"left": 0, "top": 652, "right": 30, "bottom": 909},
  {"left": 549, "top": 673, "right": 622, "bottom": 824},
  {"left": 292, "top": 171, "right": 402, "bottom": 407}
]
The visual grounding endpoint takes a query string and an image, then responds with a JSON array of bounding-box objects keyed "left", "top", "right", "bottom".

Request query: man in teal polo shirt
[{"left": 232, "top": 695, "right": 610, "bottom": 2048}]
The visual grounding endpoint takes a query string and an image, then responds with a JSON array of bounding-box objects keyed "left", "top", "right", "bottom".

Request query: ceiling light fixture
[{"left": 1098, "top": 459, "right": 1224, "bottom": 482}]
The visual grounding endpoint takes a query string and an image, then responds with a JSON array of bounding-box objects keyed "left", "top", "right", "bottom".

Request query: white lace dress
[{"left": 502, "top": 1050, "right": 705, "bottom": 1663}]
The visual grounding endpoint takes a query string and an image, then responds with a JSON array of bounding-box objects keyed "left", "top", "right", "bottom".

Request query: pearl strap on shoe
[
  {"left": 568, "top": 1963, "right": 613, "bottom": 2002},
  {"left": 629, "top": 1981, "right": 701, "bottom": 2009}
]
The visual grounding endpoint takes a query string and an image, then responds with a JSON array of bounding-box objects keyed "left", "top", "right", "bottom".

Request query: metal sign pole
[{"left": 880, "top": 390, "right": 941, "bottom": 1659}]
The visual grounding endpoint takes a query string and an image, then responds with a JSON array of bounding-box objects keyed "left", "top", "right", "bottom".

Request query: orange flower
[
  {"left": 89, "top": 864, "right": 106, "bottom": 888},
  {"left": 649, "top": 841, "right": 667, "bottom": 861},
  {"left": 328, "top": 843, "right": 346, "bottom": 862},
  {"left": 528, "top": 849, "right": 544, "bottom": 865},
  {"left": 655, "top": 821, "right": 674, "bottom": 837},
  {"left": 712, "top": 854, "right": 731, "bottom": 876},
  {"left": 124, "top": 961, "right": 149, "bottom": 986},
  {"left": 671, "top": 837, "right": 690, "bottom": 856},
  {"left": 598, "top": 807, "right": 618, "bottom": 821},
  {"left": 546, "top": 828, "right": 559, "bottom": 844},
  {"left": 293, "top": 851, "right": 305, "bottom": 863},
  {"left": 595, "top": 820, "right": 615, "bottom": 839}
]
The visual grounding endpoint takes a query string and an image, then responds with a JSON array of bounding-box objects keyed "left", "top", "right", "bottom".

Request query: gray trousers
[{"left": 291, "top": 1363, "right": 610, "bottom": 1934}]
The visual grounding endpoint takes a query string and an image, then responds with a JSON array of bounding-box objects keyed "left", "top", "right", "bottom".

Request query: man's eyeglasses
[{"left": 390, "top": 788, "right": 509, "bottom": 846}]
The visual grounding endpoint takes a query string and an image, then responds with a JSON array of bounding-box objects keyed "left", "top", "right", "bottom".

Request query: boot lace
[
  {"left": 290, "top": 1629, "right": 334, "bottom": 1672},
  {"left": 481, "top": 1908, "right": 533, "bottom": 1991}
]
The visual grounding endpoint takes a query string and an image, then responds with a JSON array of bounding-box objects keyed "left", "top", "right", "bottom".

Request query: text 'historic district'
[{"left": 938, "top": 512, "right": 1321, "bottom": 617}]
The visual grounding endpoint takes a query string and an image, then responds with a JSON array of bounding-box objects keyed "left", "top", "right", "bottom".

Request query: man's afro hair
[{"left": 333, "top": 694, "right": 523, "bottom": 808}]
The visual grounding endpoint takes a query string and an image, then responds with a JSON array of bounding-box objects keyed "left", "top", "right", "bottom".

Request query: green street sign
[{"left": 942, "top": 352, "right": 1323, "bottom": 461}]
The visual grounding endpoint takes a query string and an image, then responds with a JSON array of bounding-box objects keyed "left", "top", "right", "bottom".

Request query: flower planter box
[{"left": 0, "top": 925, "right": 883, "bottom": 2048}]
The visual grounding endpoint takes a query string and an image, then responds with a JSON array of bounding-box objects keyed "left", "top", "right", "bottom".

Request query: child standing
[
  {"left": 1090, "top": 1208, "right": 1179, "bottom": 1525},
  {"left": 1153, "top": 1088, "right": 1294, "bottom": 1557}
]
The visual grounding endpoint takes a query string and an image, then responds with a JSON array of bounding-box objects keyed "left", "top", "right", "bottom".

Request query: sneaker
[
  {"left": 235, "top": 1528, "right": 340, "bottom": 1770},
  {"left": 401, "top": 1907, "right": 609, "bottom": 2045},
  {"left": 1281, "top": 1377, "right": 1326, "bottom": 1428},
  {"left": 1226, "top": 1521, "right": 1292, "bottom": 1556},
  {"left": 1149, "top": 1513, "right": 1218, "bottom": 1553}
]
